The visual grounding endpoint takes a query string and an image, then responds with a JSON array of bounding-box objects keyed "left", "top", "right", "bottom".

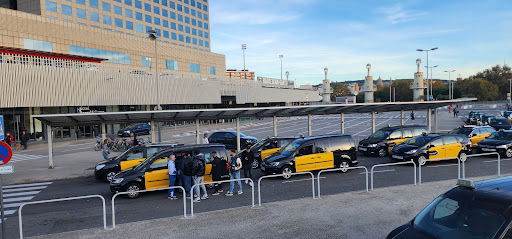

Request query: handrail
[
  {"left": 18, "top": 194, "right": 107, "bottom": 239},
  {"left": 190, "top": 178, "right": 254, "bottom": 217},
  {"left": 317, "top": 166, "right": 368, "bottom": 198},
  {"left": 258, "top": 172, "right": 315, "bottom": 207},
  {"left": 111, "top": 186, "right": 186, "bottom": 228},
  {"left": 371, "top": 161, "right": 416, "bottom": 191}
]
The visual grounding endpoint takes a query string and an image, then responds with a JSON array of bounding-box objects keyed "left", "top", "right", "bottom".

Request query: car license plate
[
  {"left": 359, "top": 147, "right": 367, "bottom": 151},
  {"left": 482, "top": 148, "right": 496, "bottom": 151},
  {"left": 392, "top": 155, "right": 403, "bottom": 159}
]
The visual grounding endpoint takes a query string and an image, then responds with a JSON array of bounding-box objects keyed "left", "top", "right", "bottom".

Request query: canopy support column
[
  {"left": 434, "top": 108, "right": 438, "bottom": 132},
  {"left": 196, "top": 119, "right": 200, "bottom": 144},
  {"left": 273, "top": 116, "right": 277, "bottom": 137},
  {"left": 427, "top": 108, "right": 432, "bottom": 132},
  {"left": 372, "top": 112, "right": 376, "bottom": 133},
  {"left": 400, "top": 110, "right": 405, "bottom": 126},
  {"left": 236, "top": 117, "right": 241, "bottom": 152},
  {"left": 47, "top": 124, "right": 53, "bottom": 169},
  {"left": 308, "top": 114, "right": 312, "bottom": 136},
  {"left": 151, "top": 121, "right": 156, "bottom": 144},
  {"left": 341, "top": 113, "right": 345, "bottom": 134},
  {"left": 101, "top": 123, "right": 106, "bottom": 143}
]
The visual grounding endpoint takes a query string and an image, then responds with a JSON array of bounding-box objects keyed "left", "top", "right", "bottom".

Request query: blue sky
[{"left": 209, "top": 0, "right": 512, "bottom": 86}]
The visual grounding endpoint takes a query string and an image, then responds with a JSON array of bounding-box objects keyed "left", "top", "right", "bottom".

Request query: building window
[
  {"left": 161, "top": 0, "right": 167, "bottom": 6},
  {"left": 170, "top": 22, "right": 176, "bottom": 30},
  {"left": 203, "top": 5, "right": 206, "bottom": 11},
  {"left": 179, "top": 34, "right": 184, "bottom": 42},
  {"left": 161, "top": 9, "right": 167, "bottom": 17},
  {"left": 103, "top": 15, "right": 112, "bottom": 25},
  {"left": 199, "top": 39, "right": 203, "bottom": 46},
  {"left": 145, "top": 26, "right": 152, "bottom": 33},
  {"left": 145, "top": 14, "right": 151, "bottom": 23},
  {"left": 152, "top": 0, "right": 158, "bottom": 3},
  {"left": 178, "top": 14, "right": 183, "bottom": 22},
  {"left": 169, "top": 1, "right": 174, "bottom": 9},
  {"left": 163, "top": 30, "right": 169, "bottom": 38},
  {"left": 204, "top": 32, "right": 208, "bottom": 39},
  {"left": 76, "top": 0, "right": 85, "bottom": 5},
  {"left": 90, "top": 11, "right": 99, "bottom": 22},
  {"left": 24, "top": 39, "right": 53, "bottom": 52},
  {"left": 185, "top": 26, "right": 190, "bottom": 33},
  {"left": 191, "top": 9, "right": 195, "bottom": 16},
  {"left": 136, "top": 23, "right": 143, "bottom": 32},
  {"left": 191, "top": 19, "right": 196, "bottom": 26},
  {"left": 162, "top": 20, "right": 168, "bottom": 27},
  {"left": 170, "top": 12, "right": 175, "bottom": 19},
  {"left": 125, "top": 8, "right": 132, "bottom": 18},
  {"left": 177, "top": 4, "right": 182, "bottom": 11},
  {"left": 62, "top": 4, "right": 72, "bottom": 16},
  {"left": 134, "top": 0, "right": 141, "bottom": 9},
  {"left": 141, "top": 56, "right": 152, "bottom": 67},
  {"left": 89, "top": 0, "right": 98, "bottom": 9},
  {"left": 126, "top": 20, "right": 133, "bottom": 30},
  {"left": 114, "top": 5, "right": 122, "bottom": 15},
  {"left": 192, "top": 38, "right": 197, "bottom": 45},
  {"left": 115, "top": 18, "right": 123, "bottom": 27},
  {"left": 204, "top": 23, "right": 208, "bottom": 30},
  {"left": 203, "top": 14, "right": 207, "bottom": 21},
  {"left": 154, "top": 17, "right": 160, "bottom": 25},
  {"left": 209, "top": 66, "right": 216, "bottom": 75},
  {"left": 198, "top": 30, "right": 203, "bottom": 37},
  {"left": 178, "top": 24, "right": 183, "bottom": 32},
  {"left": 184, "top": 6, "right": 189, "bottom": 14},
  {"left": 197, "top": 2, "right": 201, "bottom": 9},
  {"left": 166, "top": 60, "right": 178, "bottom": 70},
  {"left": 205, "top": 41, "right": 209, "bottom": 48},
  {"left": 171, "top": 32, "right": 177, "bottom": 40},
  {"left": 186, "top": 36, "right": 190, "bottom": 43},
  {"left": 102, "top": 2, "right": 111, "bottom": 12},
  {"left": 153, "top": 6, "right": 159, "bottom": 15},
  {"left": 46, "top": 0, "right": 57, "bottom": 12},
  {"left": 197, "top": 11, "right": 202, "bottom": 18},
  {"left": 135, "top": 11, "right": 142, "bottom": 20},
  {"left": 124, "top": 0, "right": 131, "bottom": 6},
  {"left": 70, "top": 45, "right": 130, "bottom": 64},
  {"left": 198, "top": 21, "right": 202, "bottom": 28},
  {"left": 185, "top": 16, "right": 189, "bottom": 24},
  {"left": 144, "top": 3, "right": 151, "bottom": 12},
  {"left": 190, "top": 63, "right": 200, "bottom": 73},
  {"left": 77, "top": 8, "right": 87, "bottom": 19}
]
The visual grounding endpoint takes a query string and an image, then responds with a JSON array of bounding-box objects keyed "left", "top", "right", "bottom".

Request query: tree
[
  {"left": 390, "top": 80, "right": 414, "bottom": 102},
  {"left": 455, "top": 78, "right": 499, "bottom": 101},
  {"left": 330, "top": 83, "right": 354, "bottom": 101}
]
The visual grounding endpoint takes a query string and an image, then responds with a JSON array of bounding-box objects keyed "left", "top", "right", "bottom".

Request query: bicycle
[{"left": 94, "top": 136, "right": 101, "bottom": 151}]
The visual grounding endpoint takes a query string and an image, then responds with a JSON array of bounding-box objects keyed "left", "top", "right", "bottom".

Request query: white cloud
[{"left": 378, "top": 4, "right": 428, "bottom": 24}]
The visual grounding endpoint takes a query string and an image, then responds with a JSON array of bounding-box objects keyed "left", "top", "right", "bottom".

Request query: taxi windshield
[
  {"left": 449, "top": 128, "right": 473, "bottom": 135},
  {"left": 487, "top": 131, "right": 512, "bottom": 140},
  {"left": 413, "top": 193, "right": 506, "bottom": 239},
  {"left": 368, "top": 130, "right": 392, "bottom": 140},
  {"left": 278, "top": 141, "right": 302, "bottom": 156},
  {"left": 403, "top": 136, "right": 432, "bottom": 146},
  {"left": 133, "top": 150, "right": 163, "bottom": 171},
  {"left": 113, "top": 148, "right": 135, "bottom": 160},
  {"left": 250, "top": 139, "right": 269, "bottom": 151}
]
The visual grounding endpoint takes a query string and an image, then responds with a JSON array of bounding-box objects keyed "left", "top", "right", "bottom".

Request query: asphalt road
[{"left": 2, "top": 108, "right": 509, "bottom": 238}]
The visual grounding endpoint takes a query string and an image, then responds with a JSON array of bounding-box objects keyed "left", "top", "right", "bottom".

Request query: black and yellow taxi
[
  {"left": 475, "top": 130, "right": 512, "bottom": 158},
  {"left": 261, "top": 135, "right": 358, "bottom": 179},
  {"left": 358, "top": 125, "right": 428, "bottom": 157},
  {"left": 389, "top": 133, "right": 470, "bottom": 165},
  {"left": 95, "top": 144, "right": 179, "bottom": 182},
  {"left": 110, "top": 144, "right": 228, "bottom": 198},
  {"left": 248, "top": 136, "right": 298, "bottom": 169},
  {"left": 449, "top": 125, "right": 495, "bottom": 147},
  {"left": 387, "top": 177, "right": 512, "bottom": 239}
]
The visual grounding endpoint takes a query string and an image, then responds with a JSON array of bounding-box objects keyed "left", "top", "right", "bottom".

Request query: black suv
[
  {"left": 489, "top": 117, "right": 512, "bottom": 130},
  {"left": 117, "top": 123, "right": 151, "bottom": 137},
  {"left": 388, "top": 177, "right": 512, "bottom": 239},
  {"left": 358, "top": 125, "right": 428, "bottom": 157},
  {"left": 208, "top": 131, "right": 258, "bottom": 150},
  {"left": 246, "top": 136, "right": 298, "bottom": 169}
]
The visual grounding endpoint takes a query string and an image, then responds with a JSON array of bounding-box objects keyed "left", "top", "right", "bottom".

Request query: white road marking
[
  {"left": 3, "top": 182, "right": 52, "bottom": 189},
  {"left": 3, "top": 196, "right": 34, "bottom": 203},
  {"left": 3, "top": 191, "right": 41, "bottom": 197},
  {"left": 61, "top": 147, "right": 91, "bottom": 152},
  {"left": 3, "top": 186, "right": 49, "bottom": 193},
  {"left": 484, "top": 158, "right": 512, "bottom": 163}
]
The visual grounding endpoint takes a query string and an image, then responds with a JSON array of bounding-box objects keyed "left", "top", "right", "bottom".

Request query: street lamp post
[
  {"left": 242, "top": 44, "right": 247, "bottom": 79},
  {"left": 324, "top": 68, "right": 328, "bottom": 80},
  {"left": 279, "top": 55, "right": 283, "bottom": 80},
  {"left": 148, "top": 29, "right": 161, "bottom": 142},
  {"left": 417, "top": 47, "right": 438, "bottom": 101},
  {"left": 509, "top": 78, "right": 512, "bottom": 104},
  {"left": 425, "top": 65, "right": 438, "bottom": 100},
  {"left": 444, "top": 70, "right": 455, "bottom": 99}
]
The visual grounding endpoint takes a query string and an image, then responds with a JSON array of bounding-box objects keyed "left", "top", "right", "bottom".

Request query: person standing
[
  {"left": 180, "top": 153, "right": 193, "bottom": 199},
  {"left": 241, "top": 147, "right": 254, "bottom": 186},
  {"left": 192, "top": 150, "right": 208, "bottom": 202},
  {"left": 168, "top": 155, "right": 178, "bottom": 200},
  {"left": 410, "top": 111, "right": 415, "bottom": 121},
  {"left": 20, "top": 130, "right": 29, "bottom": 150},
  {"left": 101, "top": 139, "right": 110, "bottom": 160},
  {"left": 201, "top": 133, "right": 209, "bottom": 144},
  {"left": 210, "top": 151, "right": 224, "bottom": 195},
  {"left": 133, "top": 134, "right": 139, "bottom": 147},
  {"left": 226, "top": 150, "right": 242, "bottom": 196},
  {"left": 5, "top": 133, "right": 12, "bottom": 147}
]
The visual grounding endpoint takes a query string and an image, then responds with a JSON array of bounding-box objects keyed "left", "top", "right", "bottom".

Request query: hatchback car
[
  {"left": 387, "top": 177, "right": 512, "bottom": 239},
  {"left": 208, "top": 131, "right": 258, "bottom": 150},
  {"left": 117, "top": 123, "right": 152, "bottom": 137},
  {"left": 475, "top": 130, "right": 512, "bottom": 158}
]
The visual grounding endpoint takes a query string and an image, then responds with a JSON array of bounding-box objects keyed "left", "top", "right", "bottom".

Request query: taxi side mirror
[
  {"left": 472, "top": 134, "right": 477, "bottom": 137},
  {"left": 428, "top": 145, "right": 434, "bottom": 149}
]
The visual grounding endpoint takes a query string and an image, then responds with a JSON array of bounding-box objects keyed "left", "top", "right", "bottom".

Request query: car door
[
  {"left": 261, "top": 139, "right": 280, "bottom": 159},
  {"left": 387, "top": 130, "right": 403, "bottom": 152},
  {"left": 294, "top": 143, "right": 316, "bottom": 172},
  {"left": 144, "top": 153, "right": 171, "bottom": 190},
  {"left": 200, "top": 148, "right": 214, "bottom": 183},
  {"left": 443, "top": 136, "right": 462, "bottom": 159},
  {"left": 120, "top": 149, "right": 145, "bottom": 170},
  {"left": 428, "top": 138, "right": 446, "bottom": 160},
  {"left": 471, "top": 129, "right": 487, "bottom": 146},
  {"left": 225, "top": 132, "right": 236, "bottom": 148},
  {"left": 314, "top": 139, "right": 334, "bottom": 170}
]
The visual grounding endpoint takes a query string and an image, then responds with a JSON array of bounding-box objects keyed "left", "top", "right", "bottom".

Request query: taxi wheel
[
  {"left": 506, "top": 148, "right": 512, "bottom": 158},
  {"left": 339, "top": 160, "right": 350, "bottom": 173},
  {"left": 105, "top": 170, "right": 116, "bottom": 182},
  {"left": 125, "top": 183, "right": 141, "bottom": 199},
  {"left": 252, "top": 160, "right": 260, "bottom": 169},
  {"left": 417, "top": 155, "right": 427, "bottom": 166},
  {"left": 378, "top": 148, "right": 387, "bottom": 157},
  {"left": 281, "top": 166, "right": 293, "bottom": 179}
]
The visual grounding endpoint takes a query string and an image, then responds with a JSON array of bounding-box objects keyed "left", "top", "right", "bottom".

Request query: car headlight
[
  {"left": 111, "top": 178, "right": 123, "bottom": 184},
  {"left": 271, "top": 162, "right": 280, "bottom": 167},
  {"left": 95, "top": 164, "right": 106, "bottom": 171},
  {"left": 496, "top": 145, "right": 508, "bottom": 149},
  {"left": 368, "top": 144, "right": 378, "bottom": 148},
  {"left": 124, "top": 130, "right": 130, "bottom": 133},
  {"left": 405, "top": 149, "right": 417, "bottom": 154}
]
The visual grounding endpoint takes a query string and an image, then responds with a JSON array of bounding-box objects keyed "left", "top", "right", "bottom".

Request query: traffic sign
[
  {"left": 0, "top": 142, "right": 12, "bottom": 166},
  {"left": 0, "top": 115, "right": 4, "bottom": 141},
  {"left": 0, "top": 166, "right": 13, "bottom": 174}
]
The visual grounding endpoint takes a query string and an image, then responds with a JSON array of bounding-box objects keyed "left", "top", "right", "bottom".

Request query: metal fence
[
  {"left": 258, "top": 172, "right": 315, "bottom": 207},
  {"left": 18, "top": 195, "right": 107, "bottom": 239},
  {"left": 316, "top": 166, "right": 369, "bottom": 198},
  {"left": 370, "top": 161, "right": 416, "bottom": 190},
  {"left": 111, "top": 186, "right": 186, "bottom": 228}
]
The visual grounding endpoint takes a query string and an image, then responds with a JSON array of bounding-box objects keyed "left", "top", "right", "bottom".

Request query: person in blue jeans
[
  {"left": 167, "top": 155, "right": 177, "bottom": 199},
  {"left": 179, "top": 153, "right": 193, "bottom": 199},
  {"left": 226, "top": 150, "right": 243, "bottom": 196}
]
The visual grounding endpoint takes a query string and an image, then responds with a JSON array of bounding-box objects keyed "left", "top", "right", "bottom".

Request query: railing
[
  {"left": 111, "top": 186, "right": 186, "bottom": 228},
  {"left": 317, "top": 166, "right": 369, "bottom": 198},
  {"left": 190, "top": 178, "right": 254, "bottom": 217},
  {"left": 18, "top": 195, "right": 107, "bottom": 239},
  {"left": 371, "top": 161, "right": 416, "bottom": 190},
  {"left": 258, "top": 172, "right": 315, "bottom": 207}
]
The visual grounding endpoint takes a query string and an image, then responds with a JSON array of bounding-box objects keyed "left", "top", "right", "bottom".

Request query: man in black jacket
[
  {"left": 192, "top": 150, "right": 208, "bottom": 202},
  {"left": 240, "top": 147, "right": 254, "bottom": 186},
  {"left": 210, "top": 151, "right": 224, "bottom": 195},
  {"left": 21, "top": 130, "right": 29, "bottom": 150}
]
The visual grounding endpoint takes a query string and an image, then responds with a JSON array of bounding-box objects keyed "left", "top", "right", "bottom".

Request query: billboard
[{"left": 0, "top": 115, "right": 4, "bottom": 141}]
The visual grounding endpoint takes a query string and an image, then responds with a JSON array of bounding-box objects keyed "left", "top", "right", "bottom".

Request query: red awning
[{"left": 0, "top": 46, "right": 107, "bottom": 63}]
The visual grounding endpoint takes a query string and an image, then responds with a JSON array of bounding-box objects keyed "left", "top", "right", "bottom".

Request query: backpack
[
  {"left": 193, "top": 155, "right": 206, "bottom": 176},
  {"left": 182, "top": 157, "right": 195, "bottom": 176},
  {"left": 229, "top": 157, "right": 240, "bottom": 174}
]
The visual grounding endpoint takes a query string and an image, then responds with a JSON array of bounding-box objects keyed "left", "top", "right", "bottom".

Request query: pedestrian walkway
[
  {"left": 0, "top": 182, "right": 52, "bottom": 223},
  {"left": 10, "top": 154, "right": 48, "bottom": 163}
]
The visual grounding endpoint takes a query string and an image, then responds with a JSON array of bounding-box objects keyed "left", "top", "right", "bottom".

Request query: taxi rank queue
[{"left": 95, "top": 110, "right": 512, "bottom": 200}]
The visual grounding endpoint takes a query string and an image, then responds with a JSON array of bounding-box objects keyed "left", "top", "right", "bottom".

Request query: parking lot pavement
[{"left": 26, "top": 175, "right": 502, "bottom": 239}]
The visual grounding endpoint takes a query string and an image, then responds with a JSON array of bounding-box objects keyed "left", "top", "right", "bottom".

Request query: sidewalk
[{"left": 28, "top": 175, "right": 502, "bottom": 239}]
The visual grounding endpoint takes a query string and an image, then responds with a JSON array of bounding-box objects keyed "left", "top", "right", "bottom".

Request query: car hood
[
  {"left": 264, "top": 154, "right": 289, "bottom": 164},
  {"left": 477, "top": 139, "right": 512, "bottom": 146},
  {"left": 359, "top": 138, "right": 384, "bottom": 145},
  {"left": 391, "top": 144, "right": 420, "bottom": 154},
  {"left": 387, "top": 223, "right": 434, "bottom": 239}
]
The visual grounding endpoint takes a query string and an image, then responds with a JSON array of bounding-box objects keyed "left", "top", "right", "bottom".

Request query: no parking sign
[{"left": 0, "top": 142, "right": 12, "bottom": 166}]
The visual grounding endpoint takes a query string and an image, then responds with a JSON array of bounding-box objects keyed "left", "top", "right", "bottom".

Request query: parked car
[
  {"left": 480, "top": 114, "right": 494, "bottom": 126},
  {"left": 489, "top": 117, "right": 512, "bottom": 130},
  {"left": 117, "top": 123, "right": 152, "bottom": 137},
  {"left": 389, "top": 133, "right": 470, "bottom": 165},
  {"left": 261, "top": 135, "right": 358, "bottom": 179},
  {"left": 475, "top": 130, "right": 512, "bottom": 158},
  {"left": 387, "top": 177, "right": 512, "bottom": 239},
  {"left": 246, "top": 136, "right": 298, "bottom": 169},
  {"left": 358, "top": 125, "right": 428, "bottom": 157},
  {"left": 449, "top": 125, "right": 495, "bottom": 147},
  {"left": 94, "top": 144, "right": 179, "bottom": 182},
  {"left": 208, "top": 131, "right": 258, "bottom": 150},
  {"left": 469, "top": 112, "right": 483, "bottom": 125},
  {"left": 465, "top": 111, "right": 479, "bottom": 124},
  {"left": 110, "top": 144, "right": 229, "bottom": 198}
]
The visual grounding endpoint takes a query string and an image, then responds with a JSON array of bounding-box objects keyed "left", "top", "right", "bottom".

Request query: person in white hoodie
[
  {"left": 201, "top": 133, "right": 209, "bottom": 144},
  {"left": 167, "top": 155, "right": 177, "bottom": 200}
]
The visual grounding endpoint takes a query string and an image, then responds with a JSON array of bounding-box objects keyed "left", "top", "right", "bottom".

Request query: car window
[
  {"left": 126, "top": 150, "right": 144, "bottom": 161},
  {"left": 226, "top": 133, "right": 235, "bottom": 140},
  {"left": 433, "top": 197, "right": 459, "bottom": 219},
  {"left": 413, "top": 128, "right": 427, "bottom": 136},
  {"left": 315, "top": 139, "right": 329, "bottom": 153},
  {"left": 403, "top": 130, "right": 413, "bottom": 138},
  {"left": 146, "top": 147, "right": 161, "bottom": 156},
  {"left": 443, "top": 136, "right": 458, "bottom": 145},
  {"left": 430, "top": 138, "right": 444, "bottom": 147},
  {"left": 338, "top": 137, "right": 353, "bottom": 151},
  {"left": 473, "top": 129, "right": 482, "bottom": 135},
  {"left": 298, "top": 144, "right": 314, "bottom": 156},
  {"left": 149, "top": 157, "right": 168, "bottom": 170},
  {"left": 388, "top": 131, "right": 402, "bottom": 140},
  {"left": 485, "top": 128, "right": 496, "bottom": 133},
  {"left": 280, "top": 139, "right": 294, "bottom": 147},
  {"left": 203, "top": 152, "right": 212, "bottom": 163}
]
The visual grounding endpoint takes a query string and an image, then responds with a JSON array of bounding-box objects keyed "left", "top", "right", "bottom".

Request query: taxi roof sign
[{"left": 457, "top": 179, "right": 475, "bottom": 189}]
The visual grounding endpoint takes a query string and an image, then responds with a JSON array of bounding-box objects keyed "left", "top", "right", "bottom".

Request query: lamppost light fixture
[
  {"left": 431, "top": 47, "right": 439, "bottom": 51},
  {"left": 286, "top": 71, "right": 290, "bottom": 77},
  {"left": 366, "top": 63, "right": 371, "bottom": 77},
  {"left": 324, "top": 68, "right": 328, "bottom": 74},
  {"left": 242, "top": 44, "right": 246, "bottom": 50}
]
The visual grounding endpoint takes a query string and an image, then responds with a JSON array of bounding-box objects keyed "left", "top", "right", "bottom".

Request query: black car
[
  {"left": 480, "top": 114, "right": 495, "bottom": 126},
  {"left": 489, "top": 117, "right": 512, "bottom": 130},
  {"left": 466, "top": 111, "right": 479, "bottom": 124},
  {"left": 245, "top": 136, "right": 298, "bottom": 169},
  {"left": 95, "top": 144, "right": 179, "bottom": 182},
  {"left": 117, "top": 123, "right": 152, "bottom": 137},
  {"left": 358, "top": 125, "right": 428, "bottom": 157},
  {"left": 208, "top": 131, "right": 258, "bottom": 150},
  {"left": 387, "top": 177, "right": 512, "bottom": 239},
  {"left": 475, "top": 130, "right": 512, "bottom": 158}
]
